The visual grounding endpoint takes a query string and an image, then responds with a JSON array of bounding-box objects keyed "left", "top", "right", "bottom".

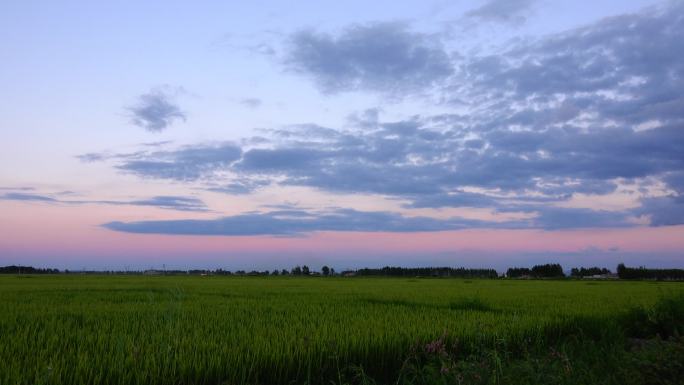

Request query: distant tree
[
  {"left": 508, "top": 265, "right": 565, "bottom": 278},
  {"left": 531, "top": 263, "right": 564, "bottom": 278},
  {"left": 292, "top": 266, "right": 302, "bottom": 275},
  {"left": 506, "top": 267, "right": 531, "bottom": 278},
  {"left": 272, "top": 269, "right": 280, "bottom": 276},
  {"left": 321, "top": 265, "right": 330, "bottom": 276},
  {"left": 281, "top": 269, "right": 289, "bottom": 276},
  {"left": 330, "top": 268, "right": 335, "bottom": 276},
  {"left": 617, "top": 263, "right": 627, "bottom": 278},
  {"left": 616, "top": 263, "right": 684, "bottom": 280},
  {"left": 302, "top": 265, "right": 310, "bottom": 275}
]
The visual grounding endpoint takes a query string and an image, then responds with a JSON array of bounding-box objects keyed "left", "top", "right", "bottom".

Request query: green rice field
[{"left": 1, "top": 275, "right": 683, "bottom": 385}]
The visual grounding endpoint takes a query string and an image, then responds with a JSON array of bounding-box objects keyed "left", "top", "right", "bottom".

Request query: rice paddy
[{"left": 0, "top": 275, "right": 682, "bottom": 384}]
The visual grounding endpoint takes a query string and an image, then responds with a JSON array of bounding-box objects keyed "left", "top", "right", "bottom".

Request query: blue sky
[{"left": 1, "top": 0, "right": 683, "bottom": 271}]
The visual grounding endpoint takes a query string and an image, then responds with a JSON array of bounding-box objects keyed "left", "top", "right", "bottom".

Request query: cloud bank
[{"left": 84, "top": 2, "right": 684, "bottom": 234}]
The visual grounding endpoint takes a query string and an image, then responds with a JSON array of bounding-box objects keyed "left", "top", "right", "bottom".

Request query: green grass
[{"left": 0, "top": 275, "right": 682, "bottom": 384}]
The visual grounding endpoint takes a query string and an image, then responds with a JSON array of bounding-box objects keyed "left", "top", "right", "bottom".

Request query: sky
[{"left": 1, "top": 0, "right": 683, "bottom": 272}]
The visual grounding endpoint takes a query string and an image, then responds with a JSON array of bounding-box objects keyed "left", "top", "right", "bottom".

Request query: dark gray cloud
[
  {"left": 127, "top": 88, "right": 186, "bottom": 132},
  {"left": 286, "top": 22, "right": 454, "bottom": 94},
  {"left": 465, "top": 0, "right": 536, "bottom": 25}
]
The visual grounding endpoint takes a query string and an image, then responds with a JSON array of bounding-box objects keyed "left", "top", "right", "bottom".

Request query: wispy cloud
[
  {"left": 0, "top": 192, "right": 209, "bottom": 212},
  {"left": 99, "top": 196, "right": 209, "bottom": 212},
  {"left": 0, "top": 192, "right": 57, "bottom": 202},
  {"left": 0, "top": 186, "right": 36, "bottom": 191}
]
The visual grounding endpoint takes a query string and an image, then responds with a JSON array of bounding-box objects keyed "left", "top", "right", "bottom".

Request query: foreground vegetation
[{"left": 0, "top": 275, "right": 682, "bottom": 385}]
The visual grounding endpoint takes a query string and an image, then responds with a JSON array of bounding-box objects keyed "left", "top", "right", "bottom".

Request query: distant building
[{"left": 586, "top": 273, "right": 618, "bottom": 279}]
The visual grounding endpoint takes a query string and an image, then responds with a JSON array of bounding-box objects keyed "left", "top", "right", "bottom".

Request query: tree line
[
  {"left": 1, "top": 263, "right": 683, "bottom": 280},
  {"left": 617, "top": 263, "right": 684, "bottom": 280},
  {"left": 353, "top": 266, "right": 498, "bottom": 278},
  {"left": 0, "top": 265, "right": 59, "bottom": 274}
]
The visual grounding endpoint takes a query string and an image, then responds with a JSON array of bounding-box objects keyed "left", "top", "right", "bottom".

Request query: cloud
[
  {"left": 206, "top": 179, "right": 271, "bottom": 195},
  {"left": 111, "top": 196, "right": 208, "bottom": 212},
  {"left": 103, "top": 208, "right": 492, "bottom": 236},
  {"left": 0, "top": 192, "right": 57, "bottom": 202},
  {"left": 94, "top": 113, "right": 683, "bottom": 227},
  {"left": 0, "top": 191, "right": 208, "bottom": 212},
  {"left": 663, "top": 171, "right": 684, "bottom": 194},
  {"left": 115, "top": 142, "right": 242, "bottom": 181},
  {"left": 76, "top": 153, "right": 107, "bottom": 162},
  {"left": 285, "top": 22, "right": 454, "bottom": 94},
  {"left": 127, "top": 87, "right": 186, "bottom": 132},
  {"left": 465, "top": 0, "right": 536, "bottom": 25},
  {"left": 239, "top": 98, "right": 262, "bottom": 108},
  {"left": 87, "top": 3, "right": 684, "bottom": 229},
  {"left": 102, "top": 204, "right": 636, "bottom": 236},
  {"left": 463, "top": 2, "right": 684, "bottom": 129},
  {"left": 141, "top": 140, "right": 173, "bottom": 147},
  {"left": 634, "top": 195, "right": 684, "bottom": 226},
  {"left": 238, "top": 148, "right": 325, "bottom": 172},
  {"left": 529, "top": 207, "right": 631, "bottom": 230},
  {"left": 404, "top": 191, "right": 499, "bottom": 209},
  {"left": 0, "top": 186, "right": 35, "bottom": 191}
]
